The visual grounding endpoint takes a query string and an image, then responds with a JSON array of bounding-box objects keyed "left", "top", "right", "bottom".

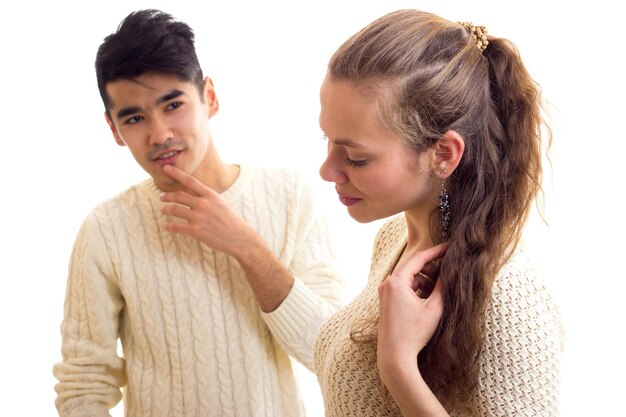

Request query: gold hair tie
[{"left": 457, "top": 21, "right": 489, "bottom": 52}]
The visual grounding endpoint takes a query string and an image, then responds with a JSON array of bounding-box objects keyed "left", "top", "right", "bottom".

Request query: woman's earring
[{"left": 439, "top": 170, "right": 451, "bottom": 240}]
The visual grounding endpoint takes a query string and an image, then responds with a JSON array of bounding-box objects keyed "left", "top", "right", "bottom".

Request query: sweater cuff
[{"left": 261, "top": 278, "right": 334, "bottom": 369}]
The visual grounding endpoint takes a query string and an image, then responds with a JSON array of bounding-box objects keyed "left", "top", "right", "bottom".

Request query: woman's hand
[
  {"left": 377, "top": 243, "right": 450, "bottom": 416},
  {"left": 377, "top": 244, "right": 447, "bottom": 373}
]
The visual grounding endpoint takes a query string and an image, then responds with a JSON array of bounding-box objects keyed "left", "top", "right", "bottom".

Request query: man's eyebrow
[
  {"left": 157, "top": 89, "right": 185, "bottom": 104},
  {"left": 115, "top": 89, "right": 186, "bottom": 121},
  {"left": 116, "top": 106, "right": 141, "bottom": 120}
]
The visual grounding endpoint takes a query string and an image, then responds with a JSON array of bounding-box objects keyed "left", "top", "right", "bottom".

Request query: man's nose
[{"left": 148, "top": 115, "right": 174, "bottom": 145}]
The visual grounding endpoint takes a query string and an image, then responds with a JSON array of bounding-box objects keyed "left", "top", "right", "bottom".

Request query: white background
[{"left": 1, "top": 0, "right": 624, "bottom": 416}]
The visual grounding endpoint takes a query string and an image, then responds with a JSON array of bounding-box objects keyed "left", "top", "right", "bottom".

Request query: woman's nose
[{"left": 319, "top": 153, "right": 348, "bottom": 184}]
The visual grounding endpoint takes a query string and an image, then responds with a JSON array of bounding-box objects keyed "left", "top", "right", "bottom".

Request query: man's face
[{"left": 105, "top": 72, "right": 218, "bottom": 191}]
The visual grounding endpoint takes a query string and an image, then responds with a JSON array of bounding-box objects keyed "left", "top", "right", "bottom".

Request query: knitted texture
[
  {"left": 314, "top": 215, "right": 564, "bottom": 417},
  {"left": 54, "top": 166, "right": 344, "bottom": 417}
]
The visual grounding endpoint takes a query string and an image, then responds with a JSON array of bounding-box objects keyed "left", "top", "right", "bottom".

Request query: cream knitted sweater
[
  {"left": 315, "top": 215, "right": 564, "bottom": 416},
  {"left": 54, "top": 166, "right": 344, "bottom": 417}
]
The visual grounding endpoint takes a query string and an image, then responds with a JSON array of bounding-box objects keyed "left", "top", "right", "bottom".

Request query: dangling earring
[{"left": 438, "top": 169, "right": 451, "bottom": 240}]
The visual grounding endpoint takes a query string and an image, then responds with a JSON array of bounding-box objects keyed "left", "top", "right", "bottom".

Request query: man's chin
[{"left": 152, "top": 175, "right": 181, "bottom": 192}]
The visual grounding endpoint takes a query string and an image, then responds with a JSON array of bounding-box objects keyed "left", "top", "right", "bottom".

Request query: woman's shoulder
[
  {"left": 475, "top": 248, "right": 565, "bottom": 415},
  {"left": 370, "top": 214, "right": 407, "bottom": 278},
  {"left": 373, "top": 215, "right": 406, "bottom": 246},
  {"left": 370, "top": 215, "right": 406, "bottom": 257},
  {"left": 487, "top": 248, "right": 565, "bottom": 347},
  {"left": 492, "top": 249, "right": 551, "bottom": 303}
]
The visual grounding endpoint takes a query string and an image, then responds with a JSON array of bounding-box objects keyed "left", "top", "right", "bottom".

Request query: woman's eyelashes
[
  {"left": 321, "top": 134, "right": 369, "bottom": 167},
  {"left": 344, "top": 157, "right": 368, "bottom": 168}
]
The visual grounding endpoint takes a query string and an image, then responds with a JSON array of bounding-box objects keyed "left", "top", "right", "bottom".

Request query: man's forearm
[{"left": 232, "top": 236, "right": 295, "bottom": 312}]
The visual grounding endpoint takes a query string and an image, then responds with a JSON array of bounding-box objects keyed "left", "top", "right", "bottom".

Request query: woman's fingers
[
  {"left": 394, "top": 243, "right": 447, "bottom": 278},
  {"left": 414, "top": 258, "right": 442, "bottom": 298}
]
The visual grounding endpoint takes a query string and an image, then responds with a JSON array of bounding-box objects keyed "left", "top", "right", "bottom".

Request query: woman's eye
[{"left": 344, "top": 157, "right": 368, "bottom": 168}]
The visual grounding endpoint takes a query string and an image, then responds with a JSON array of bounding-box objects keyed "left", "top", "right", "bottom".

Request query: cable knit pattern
[
  {"left": 314, "top": 215, "right": 564, "bottom": 417},
  {"left": 54, "top": 165, "right": 344, "bottom": 417}
]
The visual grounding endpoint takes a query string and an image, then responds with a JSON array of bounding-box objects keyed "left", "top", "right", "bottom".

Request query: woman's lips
[{"left": 337, "top": 190, "right": 362, "bottom": 206}]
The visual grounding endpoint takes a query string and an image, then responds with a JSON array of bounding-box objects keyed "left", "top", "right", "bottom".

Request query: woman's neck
[{"left": 403, "top": 210, "right": 436, "bottom": 252}]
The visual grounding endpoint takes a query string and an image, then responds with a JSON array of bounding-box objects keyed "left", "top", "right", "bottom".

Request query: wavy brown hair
[{"left": 330, "top": 10, "right": 548, "bottom": 408}]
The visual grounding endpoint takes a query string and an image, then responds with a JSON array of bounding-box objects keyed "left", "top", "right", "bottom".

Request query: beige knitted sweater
[
  {"left": 53, "top": 166, "right": 344, "bottom": 417},
  {"left": 315, "top": 215, "right": 564, "bottom": 416}
]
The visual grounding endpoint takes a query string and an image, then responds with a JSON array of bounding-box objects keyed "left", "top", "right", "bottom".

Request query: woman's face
[{"left": 319, "top": 77, "right": 439, "bottom": 224}]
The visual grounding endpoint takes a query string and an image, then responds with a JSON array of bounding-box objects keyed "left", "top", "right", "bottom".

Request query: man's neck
[{"left": 203, "top": 162, "right": 240, "bottom": 194}]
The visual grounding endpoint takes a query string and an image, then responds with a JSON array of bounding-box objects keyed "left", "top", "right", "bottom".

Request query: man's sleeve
[
  {"left": 261, "top": 173, "right": 345, "bottom": 371},
  {"left": 53, "top": 213, "right": 126, "bottom": 417}
]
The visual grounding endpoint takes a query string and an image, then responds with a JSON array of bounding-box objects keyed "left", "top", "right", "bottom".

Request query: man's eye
[
  {"left": 166, "top": 102, "right": 182, "bottom": 111},
  {"left": 125, "top": 115, "right": 143, "bottom": 125}
]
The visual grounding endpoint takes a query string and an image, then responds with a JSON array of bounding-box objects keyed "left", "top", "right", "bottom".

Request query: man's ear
[
  {"left": 432, "top": 130, "right": 465, "bottom": 178},
  {"left": 204, "top": 77, "right": 219, "bottom": 118},
  {"left": 105, "top": 112, "right": 126, "bottom": 147}
]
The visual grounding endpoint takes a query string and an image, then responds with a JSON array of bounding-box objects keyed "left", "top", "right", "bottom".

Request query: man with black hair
[{"left": 53, "top": 9, "right": 343, "bottom": 417}]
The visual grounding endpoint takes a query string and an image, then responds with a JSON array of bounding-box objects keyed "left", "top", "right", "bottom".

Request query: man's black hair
[{"left": 96, "top": 9, "right": 205, "bottom": 112}]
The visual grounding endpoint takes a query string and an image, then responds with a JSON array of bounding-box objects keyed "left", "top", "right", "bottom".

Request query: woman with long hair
[{"left": 314, "top": 9, "right": 564, "bottom": 416}]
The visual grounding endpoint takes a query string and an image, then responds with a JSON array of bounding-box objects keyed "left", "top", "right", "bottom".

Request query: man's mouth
[
  {"left": 153, "top": 149, "right": 182, "bottom": 164},
  {"left": 155, "top": 150, "right": 179, "bottom": 160}
]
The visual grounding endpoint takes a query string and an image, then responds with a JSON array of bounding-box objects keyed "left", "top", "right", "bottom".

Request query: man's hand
[
  {"left": 159, "top": 164, "right": 294, "bottom": 312},
  {"left": 159, "top": 164, "right": 259, "bottom": 258}
]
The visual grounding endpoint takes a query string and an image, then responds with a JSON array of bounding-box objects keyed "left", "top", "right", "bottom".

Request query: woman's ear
[{"left": 433, "top": 130, "right": 465, "bottom": 178}]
